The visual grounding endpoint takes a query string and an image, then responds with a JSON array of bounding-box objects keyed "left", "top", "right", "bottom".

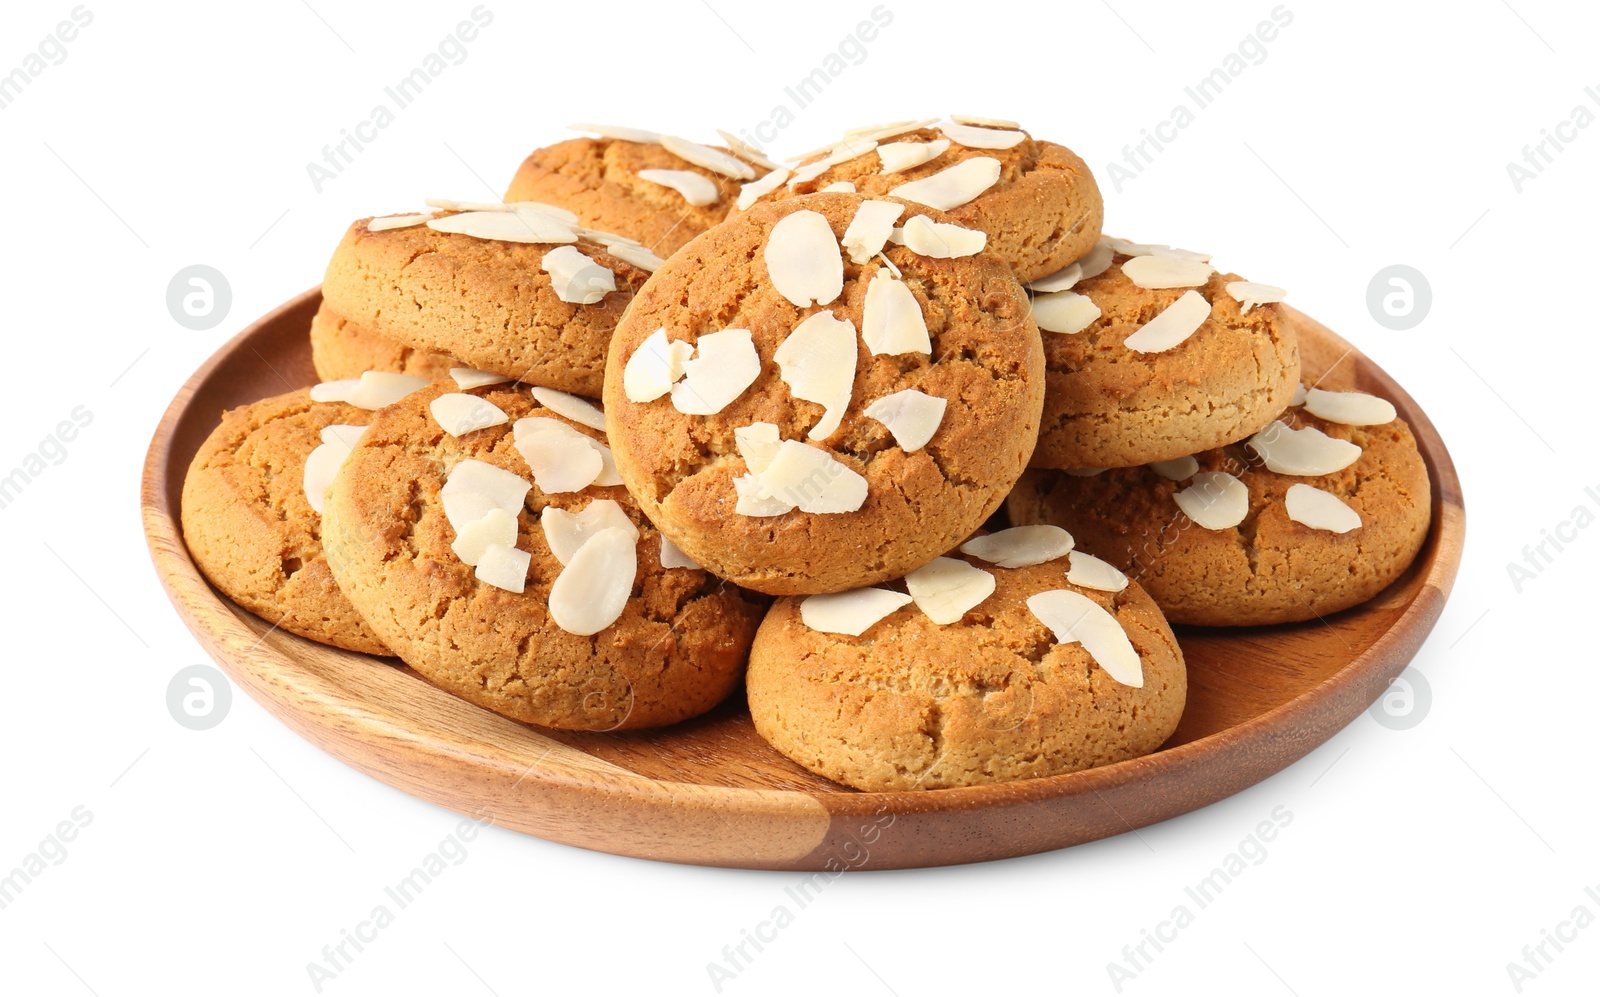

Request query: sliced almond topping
[
  {"left": 890, "top": 156, "right": 1001, "bottom": 211},
  {"left": 660, "top": 135, "right": 756, "bottom": 180},
  {"left": 531, "top": 386, "right": 606, "bottom": 431},
  {"left": 1027, "top": 590, "right": 1143, "bottom": 688},
  {"left": 635, "top": 168, "right": 721, "bottom": 207},
  {"left": 541, "top": 499, "right": 638, "bottom": 566},
  {"left": 367, "top": 213, "right": 432, "bottom": 232},
  {"left": 734, "top": 422, "right": 783, "bottom": 474},
  {"left": 424, "top": 199, "right": 580, "bottom": 224},
  {"left": 939, "top": 119, "right": 1026, "bottom": 149},
  {"left": 450, "top": 368, "right": 511, "bottom": 390},
  {"left": 430, "top": 394, "right": 509, "bottom": 437},
  {"left": 1029, "top": 263, "right": 1082, "bottom": 293},
  {"left": 1223, "top": 280, "right": 1287, "bottom": 315},
  {"left": 1302, "top": 388, "right": 1396, "bottom": 426},
  {"left": 308, "top": 379, "right": 358, "bottom": 404},
  {"left": 842, "top": 118, "right": 939, "bottom": 144},
  {"left": 1151, "top": 246, "right": 1212, "bottom": 262},
  {"left": 301, "top": 439, "right": 351, "bottom": 514},
  {"left": 542, "top": 245, "right": 617, "bottom": 305},
  {"left": 658, "top": 535, "right": 700, "bottom": 570},
  {"left": 427, "top": 210, "right": 577, "bottom": 244},
  {"left": 512, "top": 417, "right": 604, "bottom": 493},
  {"left": 952, "top": 114, "right": 1021, "bottom": 129},
  {"left": 861, "top": 269, "right": 931, "bottom": 355},
  {"left": 599, "top": 241, "right": 664, "bottom": 272},
  {"left": 320, "top": 424, "right": 366, "bottom": 448},
  {"left": 309, "top": 370, "right": 428, "bottom": 409},
  {"left": 1173, "top": 471, "right": 1249, "bottom": 530},
  {"left": 568, "top": 123, "right": 663, "bottom": 144},
  {"left": 905, "top": 557, "right": 995, "bottom": 625},
  {"left": 1291, "top": 382, "right": 1308, "bottom": 406},
  {"left": 820, "top": 181, "right": 857, "bottom": 193},
  {"left": 1246, "top": 420, "right": 1362, "bottom": 476},
  {"left": 441, "top": 459, "right": 531, "bottom": 527},
  {"left": 623, "top": 328, "right": 695, "bottom": 402},
  {"left": 799, "top": 588, "right": 912, "bottom": 636},
  {"left": 548, "top": 526, "right": 637, "bottom": 635},
  {"left": 513, "top": 417, "right": 618, "bottom": 486},
  {"left": 774, "top": 312, "right": 858, "bottom": 441},
  {"left": 864, "top": 389, "right": 946, "bottom": 452},
  {"left": 795, "top": 138, "right": 878, "bottom": 180},
  {"left": 733, "top": 473, "right": 795, "bottom": 517},
  {"left": 786, "top": 160, "right": 832, "bottom": 187},
  {"left": 737, "top": 168, "right": 791, "bottom": 210},
  {"left": 841, "top": 200, "right": 905, "bottom": 264},
  {"left": 1075, "top": 241, "right": 1115, "bottom": 279},
  {"left": 670, "top": 329, "right": 762, "bottom": 415},
  {"left": 1067, "top": 551, "right": 1129, "bottom": 593},
  {"left": 1285, "top": 483, "right": 1362, "bottom": 534},
  {"left": 451, "top": 507, "right": 518, "bottom": 567},
  {"left": 1121, "top": 255, "right": 1215, "bottom": 289},
  {"left": 765, "top": 210, "right": 844, "bottom": 307},
  {"left": 758, "top": 441, "right": 867, "bottom": 513},
  {"left": 876, "top": 138, "right": 951, "bottom": 174},
  {"left": 474, "top": 543, "right": 531, "bottom": 594},
  {"left": 716, "top": 129, "right": 783, "bottom": 171},
  {"left": 1032, "top": 290, "right": 1102, "bottom": 335},
  {"left": 900, "top": 215, "right": 986, "bottom": 258},
  {"left": 1124, "top": 290, "right": 1211, "bottom": 353},
  {"left": 1149, "top": 455, "right": 1200, "bottom": 481},
  {"left": 1102, "top": 236, "right": 1164, "bottom": 257},
  {"left": 573, "top": 226, "right": 640, "bottom": 246},
  {"left": 960, "top": 526, "right": 1074, "bottom": 568}
]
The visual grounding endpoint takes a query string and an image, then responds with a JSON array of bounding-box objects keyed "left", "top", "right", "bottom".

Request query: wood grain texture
[{"left": 142, "top": 288, "right": 1465, "bottom": 870}]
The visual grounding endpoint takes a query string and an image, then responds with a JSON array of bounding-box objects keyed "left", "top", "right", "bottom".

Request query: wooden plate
[{"left": 142, "top": 289, "right": 1464, "bottom": 870}]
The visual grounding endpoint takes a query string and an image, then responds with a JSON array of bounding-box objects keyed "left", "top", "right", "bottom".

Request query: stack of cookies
[{"left": 181, "top": 116, "right": 1431, "bottom": 792}]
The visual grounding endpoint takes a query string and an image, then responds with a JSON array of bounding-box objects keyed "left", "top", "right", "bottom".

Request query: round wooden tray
[{"left": 142, "top": 288, "right": 1464, "bottom": 870}]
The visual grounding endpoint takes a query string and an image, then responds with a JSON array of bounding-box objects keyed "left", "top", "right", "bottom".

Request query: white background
[{"left": 1, "top": 0, "right": 1595, "bottom": 994}]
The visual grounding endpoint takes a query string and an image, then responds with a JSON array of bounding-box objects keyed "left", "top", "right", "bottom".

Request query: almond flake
[
  {"left": 842, "top": 118, "right": 939, "bottom": 144},
  {"left": 308, "top": 379, "right": 358, "bottom": 404},
  {"left": 1285, "top": 483, "right": 1362, "bottom": 534},
  {"left": 1173, "top": 471, "right": 1249, "bottom": 530},
  {"left": 1291, "top": 382, "right": 1307, "bottom": 406},
  {"left": 765, "top": 210, "right": 844, "bottom": 307},
  {"left": 658, "top": 535, "right": 700, "bottom": 570},
  {"left": 310, "top": 370, "right": 428, "bottom": 409},
  {"left": 474, "top": 543, "right": 531, "bottom": 594},
  {"left": 716, "top": 129, "right": 783, "bottom": 171},
  {"left": 733, "top": 473, "right": 794, "bottom": 517},
  {"left": 1246, "top": 421, "right": 1362, "bottom": 476},
  {"left": 424, "top": 199, "right": 580, "bottom": 224},
  {"left": 573, "top": 226, "right": 641, "bottom": 246},
  {"left": 635, "top": 168, "right": 721, "bottom": 207},
  {"left": 441, "top": 459, "right": 530, "bottom": 528},
  {"left": 1149, "top": 455, "right": 1199, "bottom": 481},
  {"left": 427, "top": 210, "right": 576, "bottom": 244},
  {"left": 820, "top": 181, "right": 856, "bottom": 193},
  {"left": 367, "top": 213, "right": 432, "bottom": 232},
  {"left": 1075, "top": 241, "right": 1115, "bottom": 279},
  {"left": 430, "top": 393, "right": 509, "bottom": 437},
  {"left": 568, "top": 123, "right": 663, "bottom": 144},
  {"left": 758, "top": 441, "right": 867, "bottom": 513},
  {"left": 599, "top": 241, "right": 664, "bottom": 272},
  {"left": 623, "top": 328, "right": 694, "bottom": 402},
  {"left": 737, "top": 168, "right": 791, "bottom": 210},
  {"left": 1027, "top": 590, "right": 1143, "bottom": 688},
  {"left": 860, "top": 270, "right": 930, "bottom": 354},
  {"left": 864, "top": 389, "right": 945, "bottom": 452},
  {"left": 799, "top": 588, "right": 912, "bottom": 636},
  {"left": 735, "top": 422, "right": 783, "bottom": 474},
  {"left": 900, "top": 215, "right": 986, "bottom": 258},
  {"left": 1124, "top": 290, "right": 1211, "bottom": 353},
  {"left": 890, "top": 156, "right": 1001, "bottom": 211},
  {"left": 301, "top": 439, "right": 351, "bottom": 514},
  {"left": 541, "top": 499, "right": 638, "bottom": 566},
  {"left": 1302, "top": 388, "right": 1396, "bottom": 426},
  {"left": 841, "top": 200, "right": 905, "bottom": 264},
  {"left": 787, "top": 160, "right": 832, "bottom": 187},
  {"left": 1029, "top": 263, "right": 1081, "bottom": 293},
  {"left": 876, "top": 138, "right": 950, "bottom": 174},
  {"left": 960, "top": 526, "right": 1074, "bottom": 568},
  {"left": 951, "top": 114, "right": 1021, "bottom": 129},
  {"left": 531, "top": 386, "right": 606, "bottom": 431},
  {"left": 515, "top": 416, "right": 620, "bottom": 487},
  {"left": 905, "top": 556, "right": 995, "bottom": 625},
  {"left": 450, "top": 368, "right": 511, "bottom": 390},
  {"left": 660, "top": 135, "right": 756, "bottom": 180},
  {"left": 548, "top": 526, "right": 637, "bottom": 635},
  {"left": 793, "top": 138, "right": 879, "bottom": 181},
  {"left": 320, "top": 425, "right": 365, "bottom": 448},
  {"left": 451, "top": 507, "right": 518, "bottom": 567},
  {"left": 1121, "top": 255, "right": 1215, "bottom": 289},
  {"left": 1067, "top": 551, "right": 1129, "bottom": 593},
  {"left": 542, "top": 245, "right": 617, "bottom": 305},
  {"left": 1103, "top": 236, "right": 1164, "bottom": 257},
  {"left": 512, "top": 417, "right": 604, "bottom": 493},
  {"left": 773, "top": 312, "right": 858, "bottom": 441},
  {"left": 940, "top": 119, "right": 1026, "bottom": 149},
  {"left": 670, "top": 329, "right": 762, "bottom": 415},
  {"left": 1032, "top": 290, "right": 1101, "bottom": 334}
]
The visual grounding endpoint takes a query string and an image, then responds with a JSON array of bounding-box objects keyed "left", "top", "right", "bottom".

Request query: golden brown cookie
[
  {"left": 504, "top": 136, "right": 748, "bottom": 257},
  {"left": 180, "top": 388, "right": 388, "bottom": 655},
  {"left": 1007, "top": 389, "right": 1432, "bottom": 626},
  {"left": 320, "top": 380, "right": 766, "bottom": 730},
  {"left": 1029, "top": 240, "right": 1300, "bottom": 470},
  {"left": 746, "top": 532, "right": 1187, "bottom": 791},
  {"left": 602, "top": 192, "right": 1045, "bottom": 596},
  {"left": 320, "top": 210, "right": 653, "bottom": 397},
  {"left": 754, "top": 118, "right": 1103, "bottom": 283},
  {"left": 309, "top": 301, "right": 457, "bottom": 383}
]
